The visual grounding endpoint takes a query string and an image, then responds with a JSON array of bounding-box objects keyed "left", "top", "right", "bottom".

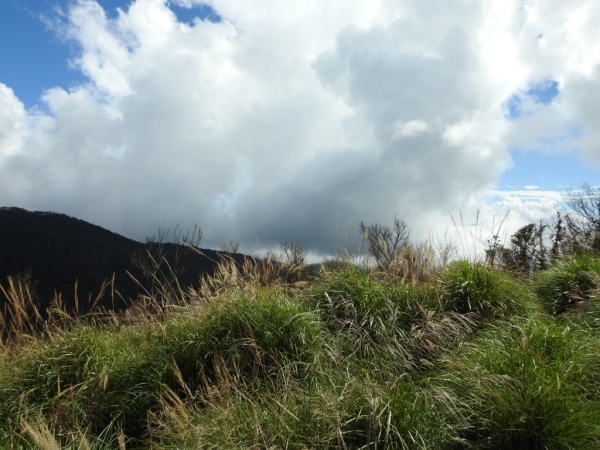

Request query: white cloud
[
  {"left": 0, "top": 84, "right": 27, "bottom": 158},
  {"left": 485, "top": 189, "right": 560, "bottom": 237},
  {"left": 392, "top": 119, "right": 429, "bottom": 139},
  {"left": 0, "top": 0, "right": 598, "bottom": 256},
  {"left": 500, "top": 0, "right": 600, "bottom": 166},
  {"left": 490, "top": 189, "right": 562, "bottom": 202},
  {"left": 424, "top": 188, "right": 561, "bottom": 259}
]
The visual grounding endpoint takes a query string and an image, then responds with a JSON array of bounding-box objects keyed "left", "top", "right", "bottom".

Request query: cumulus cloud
[
  {"left": 0, "top": 0, "right": 598, "bottom": 256},
  {"left": 501, "top": 0, "right": 600, "bottom": 165},
  {"left": 0, "top": 84, "right": 27, "bottom": 158}
]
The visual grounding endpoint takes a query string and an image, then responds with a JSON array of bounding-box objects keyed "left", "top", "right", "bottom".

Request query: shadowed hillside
[{"left": 0, "top": 207, "right": 241, "bottom": 314}]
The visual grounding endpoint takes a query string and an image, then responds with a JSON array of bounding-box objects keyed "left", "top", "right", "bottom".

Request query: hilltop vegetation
[{"left": 1, "top": 185, "right": 600, "bottom": 449}]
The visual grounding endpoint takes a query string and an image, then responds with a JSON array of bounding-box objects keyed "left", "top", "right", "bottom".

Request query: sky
[{"left": 0, "top": 0, "right": 599, "bottom": 258}]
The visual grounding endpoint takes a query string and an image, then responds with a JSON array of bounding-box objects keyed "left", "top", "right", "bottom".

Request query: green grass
[
  {"left": 0, "top": 287, "right": 324, "bottom": 447},
  {"left": 2, "top": 255, "right": 600, "bottom": 448},
  {"left": 4, "top": 323, "right": 171, "bottom": 443},
  {"left": 431, "top": 314, "right": 600, "bottom": 449},
  {"left": 164, "top": 288, "right": 323, "bottom": 387},
  {"left": 535, "top": 254, "right": 600, "bottom": 315},
  {"left": 440, "top": 260, "right": 533, "bottom": 317}
]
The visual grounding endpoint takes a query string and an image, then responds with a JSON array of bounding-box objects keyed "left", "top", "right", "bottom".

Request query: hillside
[
  {"left": 0, "top": 207, "right": 239, "bottom": 313},
  {"left": 1, "top": 248, "right": 600, "bottom": 448}
]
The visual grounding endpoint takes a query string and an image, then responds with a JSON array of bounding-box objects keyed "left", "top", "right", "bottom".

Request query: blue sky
[
  {"left": 1, "top": 0, "right": 85, "bottom": 109},
  {"left": 1, "top": 0, "right": 220, "bottom": 108},
  {"left": 499, "top": 151, "right": 598, "bottom": 191},
  {"left": 0, "top": 0, "right": 598, "bottom": 253},
  {"left": 499, "top": 78, "right": 596, "bottom": 191}
]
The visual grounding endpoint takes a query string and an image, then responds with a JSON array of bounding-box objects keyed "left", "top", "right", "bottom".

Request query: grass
[
  {"left": 535, "top": 254, "right": 600, "bottom": 315},
  {"left": 164, "top": 288, "right": 323, "bottom": 388},
  {"left": 431, "top": 314, "right": 600, "bottom": 448},
  {"left": 440, "top": 260, "right": 533, "bottom": 317},
  {"left": 1, "top": 246, "right": 600, "bottom": 448}
]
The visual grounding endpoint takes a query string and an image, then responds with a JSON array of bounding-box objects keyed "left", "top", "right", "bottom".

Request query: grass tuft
[
  {"left": 433, "top": 314, "right": 600, "bottom": 449},
  {"left": 534, "top": 254, "right": 600, "bottom": 315},
  {"left": 166, "top": 289, "right": 322, "bottom": 389},
  {"left": 440, "top": 260, "right": 532, "bottom": 318}
]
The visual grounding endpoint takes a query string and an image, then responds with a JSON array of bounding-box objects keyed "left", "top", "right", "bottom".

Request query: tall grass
[
  {"left": 440, "top": 259, "right": 533, "bottom": 317},
  {"left": 306, "top": 265, "right": 481, "bottom": 372},
  {"left": 2, "top": 238, "right": 600, "bottom": 448},
  {"left": 535, "top": 254, "right": 600, "bottom": 315},
  {"left": 164, "top": 288, "right": 323, "bottom": 389},
  {"left": 0, "top": 284, "right": 323, "bottom": 447},
  {"left": 0, "top": 273, "right": 44, "bottom": 344},
  {"left": 433, "top": 314, "right": 600, "bottom": 448}
]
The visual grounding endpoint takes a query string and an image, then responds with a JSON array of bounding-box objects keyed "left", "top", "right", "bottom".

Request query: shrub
[{"left": 359, "top": 217, "right": 435, "bottom": 282}]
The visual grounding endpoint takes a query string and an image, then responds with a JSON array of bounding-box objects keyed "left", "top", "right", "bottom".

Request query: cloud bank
[{"left": 0, "top": 0, "right": 599, "bottom": 254}]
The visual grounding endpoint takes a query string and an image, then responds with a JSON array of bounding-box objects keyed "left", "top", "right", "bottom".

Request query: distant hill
[{"left": 0, "top": 207, "right": 241, "bottom": 314}]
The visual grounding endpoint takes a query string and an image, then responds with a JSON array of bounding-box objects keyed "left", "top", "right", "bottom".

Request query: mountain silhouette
[{"left": 0, "top": 207, "right": 241, "bottom": 315}]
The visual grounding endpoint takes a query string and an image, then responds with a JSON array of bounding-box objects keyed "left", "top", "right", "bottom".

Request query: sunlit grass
[
  {"left": 432, "top": 314, "right": 600, "bottom": 448},
  {"left": 1, "top": 241, "right": 599, "bottom": 448},
  {"left": 440, "top": 259, "right": 534, "bottom": 318},
  {"left": 535, "top": 254, "right": 600, "bottom": 315}
]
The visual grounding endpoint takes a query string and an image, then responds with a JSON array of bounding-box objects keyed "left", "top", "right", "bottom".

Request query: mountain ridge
[{"left": 0, "top": 207, "right": 241, "bottom": 313}]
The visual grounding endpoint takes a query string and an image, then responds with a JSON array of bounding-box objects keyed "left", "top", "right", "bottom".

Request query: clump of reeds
[
  {"left": 0, "top": 272, "right": 44, "bottom": 345},
  {"left": 0, "top": 271, "right": 121, "bottom": 349},
  {"left": 196, "top": 247, "right": 314, "bottom": 301}
]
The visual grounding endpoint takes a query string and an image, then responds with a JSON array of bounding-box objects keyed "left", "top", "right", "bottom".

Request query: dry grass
[
  {"left": 195, "top": 250, "right": 314, "bottom": 300},
  {"left": 0, "top": 273, "right": 44, "bottom": 345},
  {"left": 20, "top": 418, "right": 61, "bottom": 450}
]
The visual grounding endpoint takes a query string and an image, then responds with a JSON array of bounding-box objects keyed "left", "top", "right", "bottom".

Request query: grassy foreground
[{"left": 1, "top": 251, "right": 600, "bottom": 449}]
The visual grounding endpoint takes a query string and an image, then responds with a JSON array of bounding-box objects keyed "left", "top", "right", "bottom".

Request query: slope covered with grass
[{"left": 2, "top": 247, "right": 600, "bottom": 449}]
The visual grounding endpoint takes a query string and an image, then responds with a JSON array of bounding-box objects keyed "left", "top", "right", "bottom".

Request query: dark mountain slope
[{"left": 0, "top": 207, "right": 239, "bottom": 313}]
